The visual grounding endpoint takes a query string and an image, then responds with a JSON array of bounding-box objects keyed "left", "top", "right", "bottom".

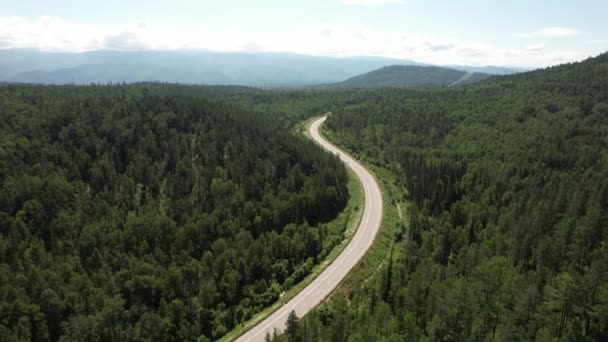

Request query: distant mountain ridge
[
  {"left": 0, "top": 49, "right": 520, "bottom": 86},
  {"left": 326, "top": 65, "right": 493, "bottom": 88}
]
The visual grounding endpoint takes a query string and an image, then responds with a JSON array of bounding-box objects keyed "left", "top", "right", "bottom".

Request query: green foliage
[
  {"left": 286, "top": 310, "right": 299, "bottom": 342},
  {"left": 294, "top": 52, "right": 608, "bottom": 340},
  {"left": 0, "top": 84, "right": 349, "bottom": 341}
]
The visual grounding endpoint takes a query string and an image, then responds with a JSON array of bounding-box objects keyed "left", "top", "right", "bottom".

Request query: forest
[
  {"left": 272, "top": 53, "right": 608, "bottom": 341},
  {"left": 0, "top": 84, "right": 350, "bottom": 341},
  {"left": 2, "top": 51, "right": 608, "bottom": 342}
]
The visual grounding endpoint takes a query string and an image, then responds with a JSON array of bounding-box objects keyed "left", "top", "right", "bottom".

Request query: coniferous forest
[
  {"left": 1, "top": 51, "right": 608, "bottom": 342},
  {"left": 275, "top": 53, "right": 608, "bottom": 341},
  {"left": 0, "top": 85, "right": 349, "bottom": 341}
]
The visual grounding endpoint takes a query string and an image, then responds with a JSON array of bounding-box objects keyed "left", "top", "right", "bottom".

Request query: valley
[
  {"left": 1, "top": 3, "right": 607, "bottom": 340},
  {"left": 234, "top": 116, "right": 383, "bottom": 341}
]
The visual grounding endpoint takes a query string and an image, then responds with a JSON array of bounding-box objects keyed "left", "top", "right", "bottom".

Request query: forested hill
[
  {"left": 279, "top": 53, "right": 608, "bottom": 341},
  {"left": 327, "top": 65, "right": 492, "bottom": 88},
  {"left": 0, "top": 85, "right": 349, "bottom": 341}
]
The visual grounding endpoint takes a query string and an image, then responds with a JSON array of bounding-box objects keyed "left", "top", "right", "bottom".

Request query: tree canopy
[
  {"left": 276, "top": 53, "right": 608, "bottom": 341},
  {"left": 0, "top": 84, "right": 349, "bottom": 341}
]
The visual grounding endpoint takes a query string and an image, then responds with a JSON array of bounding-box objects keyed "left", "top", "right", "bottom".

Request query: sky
[{"left": 0, "top": 0, "right": 606, "bottom": 67}]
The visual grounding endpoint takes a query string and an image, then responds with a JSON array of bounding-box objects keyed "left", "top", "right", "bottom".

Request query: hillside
[
  {"left": 276, "top": 53, "right": 608, "bottom": 341},
  {"left": 328, "top": 65, "right": 493, "bottom": 88}
]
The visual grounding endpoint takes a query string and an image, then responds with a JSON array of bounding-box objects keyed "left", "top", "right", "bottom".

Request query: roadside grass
[
  {"left": 298, "top": 115, "right": 321, "bottom": 140},
  {"left": 219, "top": 116, "right": 365, "bottom": 342},
  {"left": 320, "top": 126, "right": 408, "bottom": 296}
]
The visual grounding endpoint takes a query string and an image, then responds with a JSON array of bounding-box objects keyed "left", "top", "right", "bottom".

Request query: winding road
[{"left": 235, "top": 116, "right": 383, "bottom": 341}]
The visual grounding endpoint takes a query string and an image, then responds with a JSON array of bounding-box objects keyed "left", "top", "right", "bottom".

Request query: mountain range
[{"left": 0, "top": 49, "right": 522, "bottom": 87}]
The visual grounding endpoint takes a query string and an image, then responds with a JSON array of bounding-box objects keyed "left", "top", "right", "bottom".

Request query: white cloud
[
  {"left": 585, "top": 39, "right": 608, "bottom": 45},
  {"left": 0, "top": 16, "right": 158, "bottom": 51},
  {"left": 425, "top": 42, "right": 456, "bottom": 52},
  {"left": 103, "top": 31, "right": 148, "bottom": 50},
  {"left": 240, "top": 42, "right": 262, "bottom": 52},
  {"left": 0, "top": 16, "right": 597, "bottom": 68},
  {"left": 341, "top": 0, "right": 403, "bottom": 7},
  {"left": 515, "top": 26, "right": 581, "bottom": 38},
  {"left": 352, "top": 31, "right": 366, "bottom": 40},
  {"left": 526, "top": 43, "right": 545, "bottom": 53},
  {"left": 320, "top": 28, "right": 332, "bottom": 38}
]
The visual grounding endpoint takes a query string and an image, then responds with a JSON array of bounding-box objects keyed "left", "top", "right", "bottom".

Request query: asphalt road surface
[{"left": 235, "top": 116, "right": 383, "bottom": 341}]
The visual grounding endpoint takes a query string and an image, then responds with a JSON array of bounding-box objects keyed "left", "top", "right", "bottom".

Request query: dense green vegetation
[
  {"left": 0, "top": 85, "right": 350, "bottom": 341},
  {"left": 328, "top": 65, "right": 491, "bottom": 88},
  {"left": 3, "top": 51, "right": 608, "bottom": 342},
  {"left": 275, "top": 53, "right": 608, "bottom": 341}
]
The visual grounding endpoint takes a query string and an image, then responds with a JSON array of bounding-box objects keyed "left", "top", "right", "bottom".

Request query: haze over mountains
[{"left": 0, "top": 49, "right": 521, "bottom": 87}]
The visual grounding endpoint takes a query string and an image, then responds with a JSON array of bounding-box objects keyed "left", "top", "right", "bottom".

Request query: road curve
[{"left": 235, "top": 116, "right": 383, "bottom": 341}]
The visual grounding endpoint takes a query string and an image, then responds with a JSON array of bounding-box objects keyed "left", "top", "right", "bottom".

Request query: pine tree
[{"left": 286, "top": 310, "right": 299, "bottom": 342}]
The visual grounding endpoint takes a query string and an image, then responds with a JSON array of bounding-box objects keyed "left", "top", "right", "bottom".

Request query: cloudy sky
[{"left": 0, "top": 0, "right": 606, "bottom": 67}]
